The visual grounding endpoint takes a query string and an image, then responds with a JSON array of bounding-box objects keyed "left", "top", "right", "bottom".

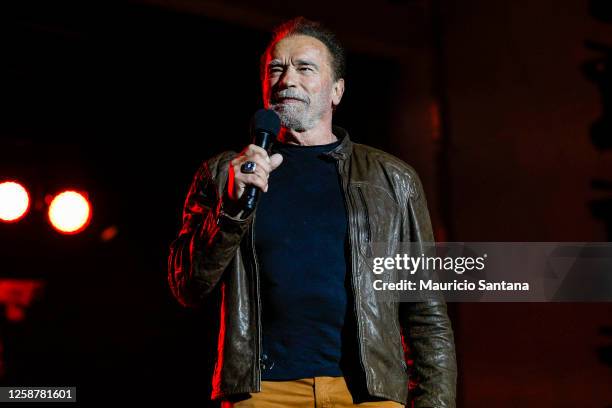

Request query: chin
[{"left": 279, "top": 119, "right": 306, "bottom": 132}]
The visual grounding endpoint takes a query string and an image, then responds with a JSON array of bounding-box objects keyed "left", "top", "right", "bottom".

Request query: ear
[{"left": 331, "top": 78, "right": 345, "bottom": 108}]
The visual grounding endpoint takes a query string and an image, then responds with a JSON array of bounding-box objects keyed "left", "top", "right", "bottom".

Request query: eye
[{"left": 299, "top": 66, "right": 313, "bottom": 72}]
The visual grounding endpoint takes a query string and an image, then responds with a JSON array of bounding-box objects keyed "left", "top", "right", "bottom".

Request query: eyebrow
[
  {"left": 267, "top": 59, "right": 319, "bottom": 70},
  {"left": 295, "top": 59, "right": 319, "bottom": 69}
]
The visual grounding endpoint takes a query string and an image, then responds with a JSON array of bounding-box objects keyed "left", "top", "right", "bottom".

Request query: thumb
[{"left": 269, "top": 153, "right": 284, "bottom": 170}]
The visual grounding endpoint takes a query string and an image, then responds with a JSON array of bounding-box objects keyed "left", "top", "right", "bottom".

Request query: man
[{"left": 168, "top": 17, "right": 457, "bottom": 408}]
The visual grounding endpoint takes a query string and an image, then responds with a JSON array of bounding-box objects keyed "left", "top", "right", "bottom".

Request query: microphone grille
[{"left": 252, "top": 109, "right": 281, "bottom": 136}]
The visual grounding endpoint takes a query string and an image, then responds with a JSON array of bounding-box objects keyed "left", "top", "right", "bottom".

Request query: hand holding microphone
[{"left": 227, "top": 109, "right": 283, "bottom": 213}]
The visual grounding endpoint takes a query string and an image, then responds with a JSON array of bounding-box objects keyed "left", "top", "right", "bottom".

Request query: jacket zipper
[
  {"left": 356, "top": 186, "right": 373, "bottom": 257},
  {"left": 249, "top": 213, "right": 263, "bottom": 390},
  {"left": 334, "top": 158, "right": 371, "bottom": 388}
]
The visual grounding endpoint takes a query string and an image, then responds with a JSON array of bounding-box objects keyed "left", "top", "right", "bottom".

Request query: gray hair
[{"left": 260, "top": 17, "right": 346, "bottom": 82}]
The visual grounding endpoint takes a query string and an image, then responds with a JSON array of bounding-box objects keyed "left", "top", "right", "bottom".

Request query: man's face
[{"left": 263, "top": 34, "right": 343, "bottom": 132}]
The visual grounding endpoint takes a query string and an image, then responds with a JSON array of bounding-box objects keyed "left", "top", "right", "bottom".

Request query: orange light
[
  {"left": 0, "top": 181, "right": 30, "bottom": 222},
  {"left": 48, "top": 191, "right": 92, "bottom": 234}
]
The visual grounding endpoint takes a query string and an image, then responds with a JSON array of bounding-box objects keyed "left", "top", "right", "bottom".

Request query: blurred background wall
[{"left": 1, "top": 0, "right": 611, "bottom": 406}]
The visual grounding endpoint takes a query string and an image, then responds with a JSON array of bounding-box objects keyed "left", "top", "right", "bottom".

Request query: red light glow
[
  {"left": 48, "top": 191, "right": 92, "bottom": 234},
  {"left": 0, "top": 181, "right": 30, "bottom": 222}
]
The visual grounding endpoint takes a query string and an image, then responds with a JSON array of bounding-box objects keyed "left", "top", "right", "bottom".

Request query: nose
[{"left": 277, "top": 66, "right": 298, "bottom": 89}]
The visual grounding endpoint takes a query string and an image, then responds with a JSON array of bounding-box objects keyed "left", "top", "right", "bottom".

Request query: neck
[{"left": 277, "top": 120, "right": 337, "bottom": 146}]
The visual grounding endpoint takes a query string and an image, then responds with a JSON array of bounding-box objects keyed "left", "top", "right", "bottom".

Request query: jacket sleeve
[
  {"left": 399, "top": 169, "right": 457, "bottom": 408},
  {"left": 168, "top": 153, "right": 253, "bottom": 307}
]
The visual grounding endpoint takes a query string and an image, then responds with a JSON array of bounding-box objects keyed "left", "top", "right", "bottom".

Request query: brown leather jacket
[{"left": 168, "top": 126, "right": 457, "bottom": 407}]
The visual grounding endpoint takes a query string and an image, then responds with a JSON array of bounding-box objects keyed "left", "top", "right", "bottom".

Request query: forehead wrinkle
[{"left": 270, "top": 37, "right": 328, "bottom": 59}]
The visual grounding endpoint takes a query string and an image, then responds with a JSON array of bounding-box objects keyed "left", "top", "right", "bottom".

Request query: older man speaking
[{"left": 168, "top": 16, "right": 457, "bottom": 408}]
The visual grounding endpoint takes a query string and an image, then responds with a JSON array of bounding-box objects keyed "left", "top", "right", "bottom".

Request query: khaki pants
[{"left": 220, "top": 376, "right": 404, "bottom": 408}]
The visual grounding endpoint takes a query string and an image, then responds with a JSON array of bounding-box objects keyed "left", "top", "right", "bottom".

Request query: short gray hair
[{"left": 260, "top": 17, "right": 346, "bottom": 82}]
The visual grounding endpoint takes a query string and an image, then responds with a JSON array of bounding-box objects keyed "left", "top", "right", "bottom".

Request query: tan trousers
[{"left": 220, "top": 376, "right": 404, "bottom": 408}]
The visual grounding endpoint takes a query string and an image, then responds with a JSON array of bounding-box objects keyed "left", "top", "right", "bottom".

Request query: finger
[
  {"left": 245, "top": 144, "right": 272, "bottom": 164},
  {"left": 243, "top": 173, "right": 268, "bottom": 191},
  {"left": 269, "top": 153, "right": 283, "bottom": 170},
  {"left": 254, "top": 165, "right": 269, "bottom": 181},
  {"left": 239, "top": 165, "right": 269, "bottom": 183},
  {"left": 239, "top": 155, "right": 272, "bottom": 175}
]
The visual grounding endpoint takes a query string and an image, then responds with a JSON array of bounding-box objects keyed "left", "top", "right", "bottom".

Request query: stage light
[
  {"left": 48, "top": 191, "right": 92, "bottom": 234},
  {"left": 0, "top": 181, "right": 30, "bottom": 222}
]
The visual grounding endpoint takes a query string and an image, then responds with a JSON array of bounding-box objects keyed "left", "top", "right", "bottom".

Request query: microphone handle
[
  {"left": 243, "top": 130, "right": 275, "bottom": 212},
  {"left": 243, "top": 184, "right": 260, "bottom": 212}
]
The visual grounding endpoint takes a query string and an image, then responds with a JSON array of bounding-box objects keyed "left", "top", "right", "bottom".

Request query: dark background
[{"left": 0, "top": 0, "right": 611, "bottom": 406}]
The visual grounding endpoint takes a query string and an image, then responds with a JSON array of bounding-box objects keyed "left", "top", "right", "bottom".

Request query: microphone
[{"left": 242, "top": 109, "right": 281, "bottom": 212}]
